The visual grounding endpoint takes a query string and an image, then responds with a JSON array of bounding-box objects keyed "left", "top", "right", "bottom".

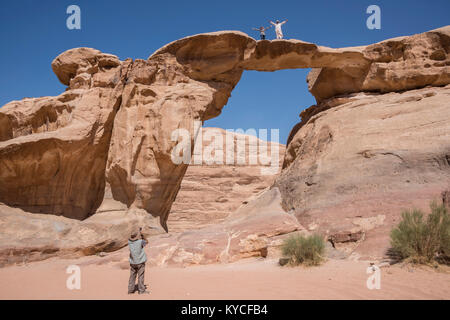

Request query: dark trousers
[
  {"left": 128, "top": 263, "right": 145, "bottom": 293},
  {"left": 260, "top": 34, "right": 266, "bottom": 40}
]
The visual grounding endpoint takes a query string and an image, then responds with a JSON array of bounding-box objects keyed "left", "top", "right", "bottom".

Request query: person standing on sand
[
  {"left": 269, "top": 19, "right": 288, "bottom": 39},
  {"left": 252, "top": 25, "right": 272, "bottom": 40},
  {"left": 128, "top": 227, "right": 149, "bottom": 294}
]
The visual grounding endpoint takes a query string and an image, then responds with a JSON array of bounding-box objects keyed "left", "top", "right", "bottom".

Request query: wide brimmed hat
[{"left": 129, "top": 228, "right": 140, "bottom": 241}]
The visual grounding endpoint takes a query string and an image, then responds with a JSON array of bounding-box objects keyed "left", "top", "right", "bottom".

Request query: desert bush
[
  {"left": 390, "top": 201, "right": 450, "bottom": 264},
  {"left": 281, "top": 234, "right": 325, "bottom": 266}
]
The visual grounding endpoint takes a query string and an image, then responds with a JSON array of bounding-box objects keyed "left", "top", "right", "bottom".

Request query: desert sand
[{"left": 0, "top": 256, "right": 449, "bottom": 300}]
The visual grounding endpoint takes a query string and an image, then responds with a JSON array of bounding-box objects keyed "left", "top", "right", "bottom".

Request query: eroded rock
[
  {"left": 0, "top": 204, "right": 164, "bottom": 267},
  {"left": 0, "top": 51, "right": 131, "bottom": 219},
  {"left": 308, "top": 26, "right": 450, "bottom": 102},
  {"left": 168, "top": 127, "right": 285, "bottom": 232},
  {"left": 276, "top": 85, "right": 450, "bottom": 259},
  {"left": 1, "top": 26, "right": 449, "bottom": 264}
]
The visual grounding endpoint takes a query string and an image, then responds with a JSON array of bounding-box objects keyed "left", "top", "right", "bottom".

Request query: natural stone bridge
[{"left": 0, "top": 27, "right": 449, "bottom": 231}]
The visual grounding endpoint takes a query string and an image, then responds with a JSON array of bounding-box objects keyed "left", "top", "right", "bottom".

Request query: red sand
[{"left": 0, "top": 257, "right": 449, "bottom": 300}]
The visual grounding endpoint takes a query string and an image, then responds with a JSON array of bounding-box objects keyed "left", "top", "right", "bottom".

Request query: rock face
[
  {"left": 148, "top": 187, "right": 304, "bottom": 266},
  {"left": 168, "top": 127, "right": 285, "bottom": 232},
  {"left": 277, "top": 85, "right": 450, "bottom": 259},
  {"left": 0, "top": 26, "right": 449, "bottom": 264},
  {"left": 0, "top": 203, "right": 165, "bottom": 267},
  {"left": 0, "top": 48, "right": 129, "bottom": 220}
]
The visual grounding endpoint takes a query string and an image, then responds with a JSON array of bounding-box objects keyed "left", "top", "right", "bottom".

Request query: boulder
[{"left": 0, "top": 204, "right": 164, "bottom": 267}]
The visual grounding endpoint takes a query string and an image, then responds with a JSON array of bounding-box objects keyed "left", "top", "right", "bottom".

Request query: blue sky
[{"left": 0, "top": 0, "right": 449, "bottom": 143}]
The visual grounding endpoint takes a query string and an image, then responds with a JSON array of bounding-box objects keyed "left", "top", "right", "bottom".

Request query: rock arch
[{"left": 0, "top": 27, "right": 449, "bottom": 230}]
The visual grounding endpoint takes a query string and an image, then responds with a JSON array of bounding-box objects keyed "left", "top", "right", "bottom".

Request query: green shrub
[
  {"left": 281, "top": 234, "right": 325, "bottom": 266},
  {"left": 390, "top": 201, "right": 450, "bottom": 264}
]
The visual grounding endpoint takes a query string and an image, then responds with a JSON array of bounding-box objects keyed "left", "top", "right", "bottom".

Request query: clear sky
[{"left": 1, "top": 0, "right": 449, "bottom": 143}]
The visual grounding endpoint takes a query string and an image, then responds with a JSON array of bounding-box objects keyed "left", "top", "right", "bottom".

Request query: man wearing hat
[{"left": 128, "top": 227, "right": 149, "bottom": 294}]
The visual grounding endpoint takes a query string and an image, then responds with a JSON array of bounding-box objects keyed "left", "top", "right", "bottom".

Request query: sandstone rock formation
[
  {"left": 0, "top": 48, "right": 129, "bottom": 220},
  {"left": 307, "top": 26, "right": 450, "bottom": 102},
  {"left": 0, "top": 26, "right": 449, "bottom": 265},
  {"left": 277, "top": 85, "right": 450, "bottom": 259},
  {"left": 168, "top": 127, "right": 285, "bottom": 232},
  {"left": 147, "top": 187, "right": 304, "bottom": 266},
  {"left": 98, "top": 187, "right": 305, "bottom": 267},
  {"left": 0, "top": 203, "right": 164, "bottom": 267}
]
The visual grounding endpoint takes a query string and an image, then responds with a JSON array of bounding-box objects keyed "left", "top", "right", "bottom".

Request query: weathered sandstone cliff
[
  {"left": 277, "top": 85, "right": 450, "bottom": 259},
  {"left": 169, "top": 127, "right": 285, "bottom": 232}
]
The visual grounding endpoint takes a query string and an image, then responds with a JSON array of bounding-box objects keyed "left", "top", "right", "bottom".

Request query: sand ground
[{"left": 0, "top": 255, "right": 449, "bottom": 300}]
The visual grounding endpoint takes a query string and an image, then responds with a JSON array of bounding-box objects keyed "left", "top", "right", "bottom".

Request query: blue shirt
[{"left": 128, "top": 239, "right": 147, "bottom": 265}]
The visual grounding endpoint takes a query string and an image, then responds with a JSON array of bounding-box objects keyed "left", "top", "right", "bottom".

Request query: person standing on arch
[
  {"left": 269, "top": 19, "right": 288, "bottom": 39},
  {"left": 252, "top": 25, "right": 272, "bottom": 40}
]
